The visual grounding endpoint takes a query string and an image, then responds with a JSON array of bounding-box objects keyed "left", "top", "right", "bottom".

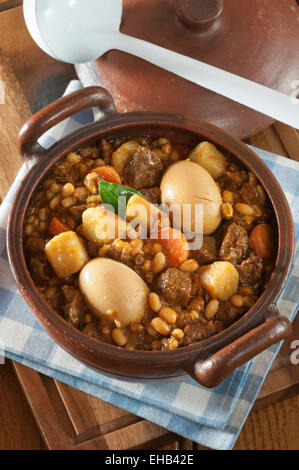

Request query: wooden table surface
[{"left": 0, "top": 2, "right": 298, "bottom": 450}]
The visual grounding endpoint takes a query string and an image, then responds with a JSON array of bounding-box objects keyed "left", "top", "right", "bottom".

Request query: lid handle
[{"left": 174, "top": 0, "right": 224, "bottom": 32}]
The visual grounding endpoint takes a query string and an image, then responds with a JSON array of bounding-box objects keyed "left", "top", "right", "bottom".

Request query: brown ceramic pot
[
  {"left": 76, "top": 0, "right": 299, "bottom": 139},
  {"left": 7, "top": 87, "right": 294, "bottom": 388}
]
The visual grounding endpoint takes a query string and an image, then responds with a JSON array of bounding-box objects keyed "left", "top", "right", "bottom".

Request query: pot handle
[
  {"left": 18, "top": 86, "right": 117, "bottom": 166},
  {"left": 189, "top": 312, "right": 292, "bottom": 389}
]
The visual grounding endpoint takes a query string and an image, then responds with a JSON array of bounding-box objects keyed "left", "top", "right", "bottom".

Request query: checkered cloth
[{"left": 0, "top": 82, "right": 298, "bottom": 450}]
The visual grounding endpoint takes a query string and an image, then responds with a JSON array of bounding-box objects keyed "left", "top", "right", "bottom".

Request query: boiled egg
[
  {"left": 161, "top": 160, "right": 222, "bottom": 235},
  {"left": 79, "top": 258, "right": 149, "bottom": 326}
]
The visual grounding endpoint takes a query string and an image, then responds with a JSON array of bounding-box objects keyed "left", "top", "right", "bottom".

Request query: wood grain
[
  {"left": 273, "top": 122, "right": 299, "bottom": 161},
  {"left": 193, "top": 395, "right": 299, "bottom": 450},
  {"left": 4, "top": 356, "right": 299, "bottom": 450},
  {"left": 252, "top": 315, "right": 299, "bottom": 411},
  {"left": 13, "top": 363, "right": 177, "bottom": 450},
  {"left": 0, "top": 6, "right": 75, "bottom": 110},
  {"left": 0, "top": 1, "right": 21, "bottom": 12},
  {"left": 55, "top": 380, "right": 141, "bottom": 440},
  {"left": 248, "top": 126, "right": 289, "bottom": 157},
  {"left": 0, "top": 4, "right": 298, "bottom": 450},
  {"left": 0, "top": 49, "right": 30, "bottom": 201},
  {"left": 234, "top": 395, "right": 299, "bottom": 450},
  {"left": 0, "top": 362, "right": 45, "bottom": 450}
]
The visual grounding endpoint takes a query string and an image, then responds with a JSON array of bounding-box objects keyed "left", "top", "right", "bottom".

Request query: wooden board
[
  {"left": 0, "top": 48, "right": 30, "bottom": 199},
  {"left": 0, "top": 4, "right": 75, "bottom": 111},
  {"left": 0, "top": 361, "right": 46, "bottom": 450},
  {"left": 0, "top": 1, "right": 22, "bottom": 12},
  {"left": 12, "top": 364, "right": 178, "bottom": 450},
  {"left": 0, "top": 23, "right": 298, "bottom": 449},
  {"left": 252, "top": 315, "right": 299, "bottom": 412}
]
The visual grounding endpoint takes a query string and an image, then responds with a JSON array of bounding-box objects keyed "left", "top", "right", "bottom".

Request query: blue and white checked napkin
[{"left": 0, "top": 82, "right": 298, "bottom": 450}]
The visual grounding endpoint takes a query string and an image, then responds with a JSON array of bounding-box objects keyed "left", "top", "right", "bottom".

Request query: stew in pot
[{"left": 23, "top": 136, "right": 276, "bottom": 350}]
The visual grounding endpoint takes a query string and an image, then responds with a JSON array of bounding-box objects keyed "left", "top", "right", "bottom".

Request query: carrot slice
[
  {"left": 48, "top": 217, "right": 70, "bottom": 236},
  {"left": 93, "top": 165, "right": 122, "bottom": 185},
  {"left": 153, "top": 227, "right": 189, "bottom": 267}
]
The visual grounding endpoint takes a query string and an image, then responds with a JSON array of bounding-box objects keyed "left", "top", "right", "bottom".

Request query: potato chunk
[
  {"left": 199, "top": 261, "right": 239, "bottom": 301},
  {"left": 82, "top": 206, "right": 137, "bottom": 244},
  {"left": 126, "top": 194, "right": 169, "bottom": 235},
  {"left": 111, "top": 140, "right": 139, "bottom": 175},
  {"left": 45, "top": 231, "right": 89, "bottom": 279},
  {"left": 189, "top": 142, "right": 227, "bottom": 180}
]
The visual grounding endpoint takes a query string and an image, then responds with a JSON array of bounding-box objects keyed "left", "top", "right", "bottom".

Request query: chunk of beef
[
  {"left": 175, "top": 308, "right": 192, "bottom": 330},
  {"left": 219, "top": 223, "right": 249, "bottom": 264},
  {"left": 79, "top": 146, "right": 99, "bottom": 159},
  {"left": 219, "top": 171, "right": 248, "bottom": 190},
  {"left": 240, "top": 183, "right": 272, "bottom": 224},
  {"left": 139, "top": 187, "right": 161, "bottom": 205},
  {"left": 86, "top": 240, "right": 101, "bottom": 258},
  {"left": 154, "top": 268, "right": 192, "bottom": 307},
  {"left": 230, "top": 212, "right": 255, "bottom": 232},
  {"left": 192, "top": 236, "right": 217, "bottom": 265},
  {"left": 183, "top": 320, "right": 224, "bottom": 345},
  {"left": 61, "top": 285, "right": 78, "bottom": 303},
  {"left": 216, "top": 301, "right": 243, "bottom": 324},
  {"left": 61, "top": 286, "right": 85, "bottom": 328},
  {"left": 239, "top": 182, "right": 260, "bottom": 206},
  {"left": 53, "top": 162, "right": 81, "bottom": 185},
  {"left": 29, "top": 256, "right": 52, "bottom": 284},
  {"left": 123, "top": 146, "right": 163, "bottom": 189},
  {"left": 44, "top": 286, "right": 62, "bottom": 311},
  {"left": 25, "top": 237, "right": 45, "bottom": 256},
  {"left": 50, "top": 205, "right": 70, "bottom": 222},
  {"left": 236, "top": 256, "right": 263, "bottom": 286},
  {"left": 68, "top": 204, "right": 89, "bottom": 222}
]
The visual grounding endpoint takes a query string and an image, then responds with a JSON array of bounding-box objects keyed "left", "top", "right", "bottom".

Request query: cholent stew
[{"left": 23, "top": 136, "right": 276, "bottom": 351}]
